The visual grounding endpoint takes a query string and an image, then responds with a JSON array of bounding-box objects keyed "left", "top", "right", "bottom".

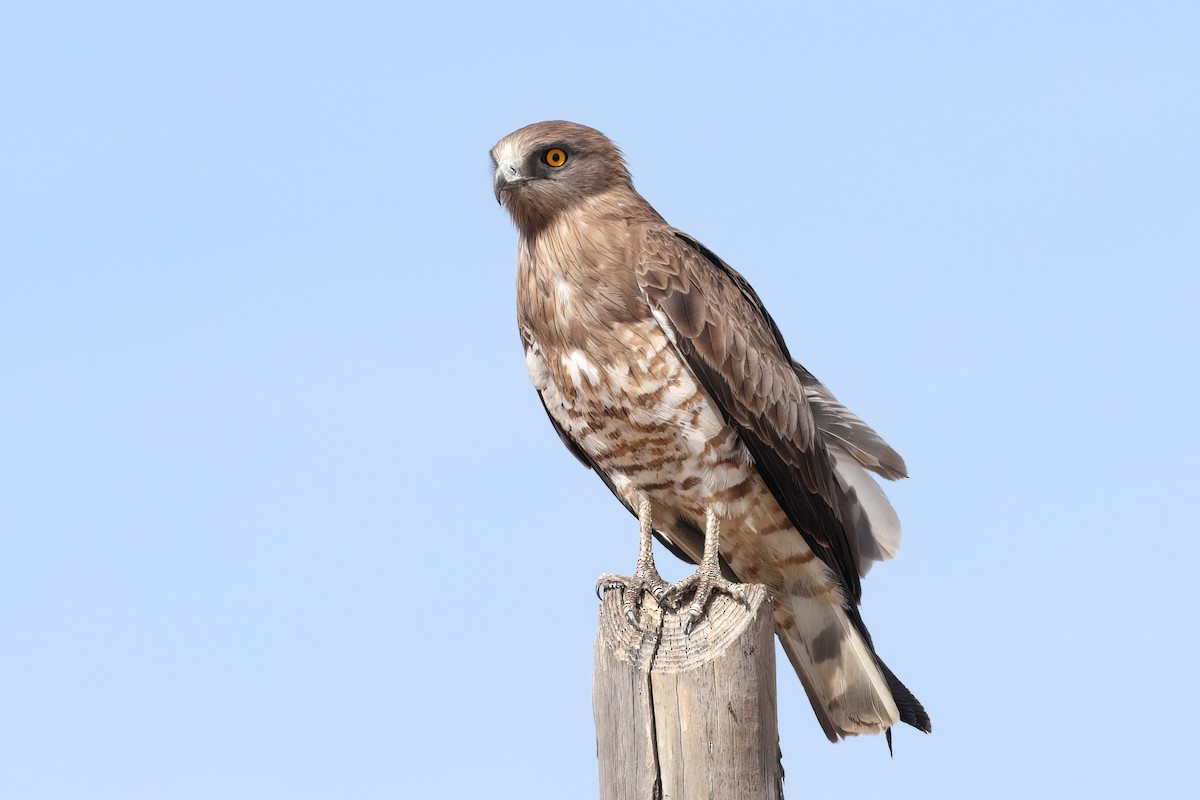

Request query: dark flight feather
[{"left": 636, "top": 229, "right": 863, "bottom": 603}]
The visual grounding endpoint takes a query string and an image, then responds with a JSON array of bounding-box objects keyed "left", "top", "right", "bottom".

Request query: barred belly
[{"left": 525, "top": 316, "right": 845, "bottom": 611}]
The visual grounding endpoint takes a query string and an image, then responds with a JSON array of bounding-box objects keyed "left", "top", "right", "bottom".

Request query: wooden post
[{"left": 593, "top": 585, "right": 783, "bottom": 800}]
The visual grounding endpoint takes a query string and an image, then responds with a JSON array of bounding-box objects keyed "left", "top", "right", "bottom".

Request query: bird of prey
[{"left": 492, "top": 120, "right": 930, "bottom": 742}]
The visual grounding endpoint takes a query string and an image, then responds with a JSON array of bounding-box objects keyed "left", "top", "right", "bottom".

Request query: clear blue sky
[{"left": 2, "top": 2, "right": 1197, "bottom": 797}]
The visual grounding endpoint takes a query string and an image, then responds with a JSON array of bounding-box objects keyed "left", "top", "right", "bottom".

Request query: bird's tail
[{"left": 775, "top": 595, "right": 930, "bottom": 742}]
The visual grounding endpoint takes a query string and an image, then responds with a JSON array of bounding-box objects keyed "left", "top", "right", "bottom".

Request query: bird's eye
[{"left": 543, "top": 148, "right": 568, "bottom": 168}]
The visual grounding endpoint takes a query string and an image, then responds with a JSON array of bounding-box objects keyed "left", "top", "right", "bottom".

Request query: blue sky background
[{"left": 2, "top": 2, "right": 1197, "bottom": 797}]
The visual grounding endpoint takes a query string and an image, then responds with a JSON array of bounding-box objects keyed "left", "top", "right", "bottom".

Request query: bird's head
[{"left": 491, "top": 120, "right": 632, "bottom": 234}]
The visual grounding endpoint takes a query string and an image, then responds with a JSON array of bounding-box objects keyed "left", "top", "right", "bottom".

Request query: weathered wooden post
[{"left": 593, "top": 585, "right": 783, "bottom": 800}]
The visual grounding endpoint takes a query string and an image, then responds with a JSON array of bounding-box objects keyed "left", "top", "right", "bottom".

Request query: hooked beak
[{"left": 493, "top": 160, "right": 527, "bottom": 204}]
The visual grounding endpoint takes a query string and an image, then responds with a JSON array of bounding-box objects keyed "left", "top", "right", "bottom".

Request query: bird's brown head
[{"left": 491, "top": 120, "right": 633, "bottom": 235}]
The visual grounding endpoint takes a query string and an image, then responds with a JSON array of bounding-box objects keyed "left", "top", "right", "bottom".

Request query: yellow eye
[{"left": 543, "top": 148, "right": 567, "bottom": 168}]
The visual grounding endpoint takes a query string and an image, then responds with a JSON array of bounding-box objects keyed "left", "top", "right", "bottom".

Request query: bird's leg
[
  {"left": 672, "top": 508, "right": 747, "bottom": 633},
  {"left": 595, "top": 496, "right": 673, "bottom": 626}
]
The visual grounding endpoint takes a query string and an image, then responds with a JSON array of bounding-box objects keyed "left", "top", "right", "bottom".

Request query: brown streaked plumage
[{"left": 492, "top": 120, "right": 930, "bottom": 744}]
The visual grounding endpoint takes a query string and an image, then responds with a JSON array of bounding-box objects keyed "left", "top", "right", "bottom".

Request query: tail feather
[
  {"left": 830, "top": 449, "right": 903, "bottom": 576},
  {"left": 777, "top": 594, "right": 929, "bottom": 741},
  {"left": 777, "top": 595, "right": 899, "bottom": 740}
]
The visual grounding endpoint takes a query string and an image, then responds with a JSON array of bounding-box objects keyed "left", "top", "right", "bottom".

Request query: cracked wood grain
[{"left": 594, "top": 585, "right": 783, "bottom": 800}]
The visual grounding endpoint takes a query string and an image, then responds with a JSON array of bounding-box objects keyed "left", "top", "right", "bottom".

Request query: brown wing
[
  {"left": 795, "top": 364, "right": 908, "bottom": 481},
  {"left": 675, "top": 234, "right": 907, "bottom": 481},
  {"left": 636, "top": 228, "right": 864, "bottom": 603}
]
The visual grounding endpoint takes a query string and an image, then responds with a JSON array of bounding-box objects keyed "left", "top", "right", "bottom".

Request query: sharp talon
[
  {"left": 595, "top": 575, "right": 625, "bottom": 600},
  {"left": 595, "top": 557, "right": 671, "bottom": 624}
]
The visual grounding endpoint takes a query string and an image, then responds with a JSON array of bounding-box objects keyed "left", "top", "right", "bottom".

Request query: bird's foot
[
  {"left": 596, "top": 564, "right": 674, "bottom": 628},
  {"left": 671, "top": 568, "right": 749, "bottom": 633}
]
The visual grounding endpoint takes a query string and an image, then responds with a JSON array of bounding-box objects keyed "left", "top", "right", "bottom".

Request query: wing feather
[
  {"left": 635, "top": 229, "right": 864, "bottom": 602},
  {"left": 796, "top": 365, "right": 908, "bottom": 481}
]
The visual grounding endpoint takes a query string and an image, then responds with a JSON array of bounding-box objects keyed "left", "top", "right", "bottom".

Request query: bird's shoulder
[{"left": 632, "top": 227, "right": 818, "bottom": 448}]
